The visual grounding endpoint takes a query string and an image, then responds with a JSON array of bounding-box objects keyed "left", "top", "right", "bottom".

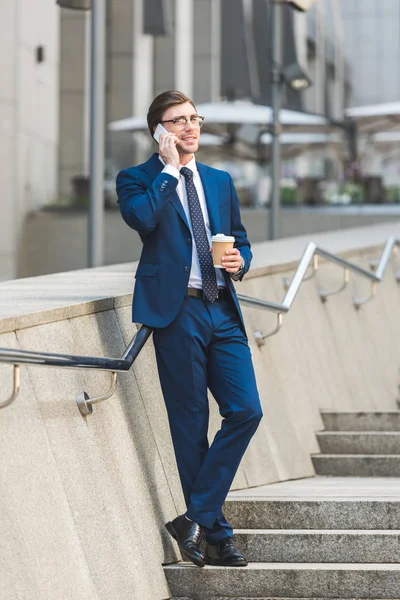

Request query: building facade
[
  {"left": 340, "top": 0, "right": 400, "bottom": 107},
  {"left": 0, "top": 0, "right": 59, "bottom": 281},
  {"left": 59, "top": 0, "right": 351, "bottom": 195},
  {"left": 1, "top": 0, "right": 351, "bottom": 280}
]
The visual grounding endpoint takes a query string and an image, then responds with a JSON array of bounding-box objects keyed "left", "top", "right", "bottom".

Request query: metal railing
[
  {"left": 0, "top": 325, "right": 152, "bottom": 415},
  {"left": 237, "top": 236, "right": 400, "bottom": 345},
  {"left": 0, "top": 237, "right": 398, "bottom": 414}
]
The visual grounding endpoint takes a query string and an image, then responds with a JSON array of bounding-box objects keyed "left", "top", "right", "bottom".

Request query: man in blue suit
[{"left": 117, "top": 90, "right": 262, "bottom": 568}]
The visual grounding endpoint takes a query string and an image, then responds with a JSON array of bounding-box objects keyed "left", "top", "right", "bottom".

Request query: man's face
[{"left": 160, "top": 101, "right": 200, "bottom": 156}]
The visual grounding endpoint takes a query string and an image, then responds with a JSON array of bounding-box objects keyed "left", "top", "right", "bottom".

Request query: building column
[
  {"left": 193, "top": 0, "right": 220, "bottom": 102},
  {"left": 133, "top": 0, "right": 154, "bottom": 116},
  {"left": 1, "top": 0, "right": 59, "bottom": 279},
  {"left": 331, "top": 0, "right": 345, "bottom": 121},
  {"left": 314, "top": 0, "right": 326, "bottom": 114},
  {"left": 59, "top": 7, "right": 87, "bottom": 197},
  {"left": 0, "top": 0, "right": 18, "bottom": 280},
  {"left": 210, "top": 0, "right": 221, "bottom": 100},
  {"left": 175, "top": 0, "right": 193, "bottom": 97}
]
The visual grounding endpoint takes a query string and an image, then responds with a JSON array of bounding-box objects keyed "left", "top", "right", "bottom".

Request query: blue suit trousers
[{"left": 153, "top": 293, "right": 262, "bottom": 544}]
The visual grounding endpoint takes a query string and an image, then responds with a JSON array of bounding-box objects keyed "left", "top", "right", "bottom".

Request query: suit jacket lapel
[
  {"left": 197, "top": 162, "right": 221, "bottom": 235},
  {"left": 142, "top": 153, "right": 190, "bottom": 231}
]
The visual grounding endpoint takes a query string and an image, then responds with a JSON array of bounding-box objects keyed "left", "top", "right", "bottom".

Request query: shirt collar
[{"left": 158, "top": 154, "right": 198, "bottom": 176}]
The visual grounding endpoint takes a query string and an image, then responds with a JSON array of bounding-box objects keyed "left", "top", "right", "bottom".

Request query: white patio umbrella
[
  {"left": 108, "top": 100, "right": 330, "bottom": 133},
  {"left": 109, "top": 115, "right": 147, "bottom": 132},
  {"left": 345, "top": 102, "right": 400, "bottom": 134},
  {"left": 260, "top": 132, "right": 341, "bottom": 145},
  {"left": 196, "top": 101, "right": 329, "bottom": 131}
]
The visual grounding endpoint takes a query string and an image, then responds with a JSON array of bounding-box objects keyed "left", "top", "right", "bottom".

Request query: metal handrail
[
  {"left": 236, "top": 236, "right": 400, "bottom": 346},
  {"left": 0, "top": 237, "right": 398, "bottom": 410},
  {"left": 0, "top": 325, "right": 152, "bottom": 415}
]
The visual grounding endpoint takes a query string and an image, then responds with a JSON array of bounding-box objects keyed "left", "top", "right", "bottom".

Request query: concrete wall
[
  {"left": 0, "top": 0, "right": 59, "bottom": 280},
  {"left": 1, "top": 224, "right": 400, "bottom": 598}
]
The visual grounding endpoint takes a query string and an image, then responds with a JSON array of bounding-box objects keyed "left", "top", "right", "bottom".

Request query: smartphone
[{"left": 153, "top": 123, "right": 169, "bottom": 144}]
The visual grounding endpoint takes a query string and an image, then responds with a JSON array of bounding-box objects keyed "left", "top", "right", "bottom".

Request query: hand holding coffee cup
[{"left": 211, "top": 234, "right": 242, "bottom": 272}]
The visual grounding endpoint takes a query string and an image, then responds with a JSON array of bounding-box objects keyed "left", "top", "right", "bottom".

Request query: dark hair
[{"left": 147, "top": 90, "right": 196, "bottom": 136}]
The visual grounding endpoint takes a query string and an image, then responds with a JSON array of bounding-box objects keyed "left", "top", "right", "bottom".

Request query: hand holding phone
[
  {"left": 155, "top": 123, "right": 180, "bottom": 169},
  {"left": 153, "top": 123, "right": 169, "bottom": 144}
]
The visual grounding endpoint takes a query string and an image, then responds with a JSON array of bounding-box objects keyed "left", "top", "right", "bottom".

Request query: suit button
[
  {"left": 185, "top": 238, "right": 191, "bottom": 244},
  {"left": 184, "top": 266, "right": 190, "bottom": 272}
]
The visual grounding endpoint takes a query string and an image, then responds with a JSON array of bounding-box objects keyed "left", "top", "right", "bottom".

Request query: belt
[{"left": 187, "top": 287, "right": 229, "bottom": 301}]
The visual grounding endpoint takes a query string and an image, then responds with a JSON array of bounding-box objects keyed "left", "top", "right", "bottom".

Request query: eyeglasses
[{"left": 160, "top": 115, "right": 205, "bottom": 129}]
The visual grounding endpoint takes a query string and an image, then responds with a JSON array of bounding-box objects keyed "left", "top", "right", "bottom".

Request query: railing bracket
[
  {"left": 254, "top": 313, "right": 283, "bottom": 347},
  {"left": 76, "top": 371, "right": 118, "bottom": 416},
  {"left": 0, "top": 365, "right": 20, "bottom": 410},
  {"left": 283, "top": 254, "right": 318, "bottom": 290},
  {"left": 318, "top": 267, "right": 350, "bottom": 302},
  {"left": 353, "top": 281, "right": 377, "bottom": 309}
]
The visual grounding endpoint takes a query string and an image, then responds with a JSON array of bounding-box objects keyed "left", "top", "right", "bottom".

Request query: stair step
[
  {"left": 320, "top": 411, "right": 400, "bottom": 432},
  {"left": 233, "top": 529, "right": 400, "bottom": 563},
  {"left": 224, "top": 498, "right": 400, "bottom": 530},
  {"left": 165, "top": 563, "right": 400, "bottom": 599},
  {"left": 316, "top": 432, "right": 400, "bottom": 454},
  {"left": 312, "top": 454, "right": 400, "bottom": 476}
]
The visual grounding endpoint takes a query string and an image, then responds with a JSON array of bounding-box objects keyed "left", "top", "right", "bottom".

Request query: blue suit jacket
[{"left": 116, "top": 153, "right": 252, "bottom": 330}]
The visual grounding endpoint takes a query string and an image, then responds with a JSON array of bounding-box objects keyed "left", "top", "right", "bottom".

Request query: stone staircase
[
  {"left": 164, "top": 411, "right": 400, "bottom": 599},
  {"left": 312, "top": 410, "right": 400, "bottom": 477}
]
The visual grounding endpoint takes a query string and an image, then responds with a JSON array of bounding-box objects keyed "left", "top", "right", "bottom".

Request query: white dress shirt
[{"left": 159, "top": 156, "right": 226, "bottom": 289}]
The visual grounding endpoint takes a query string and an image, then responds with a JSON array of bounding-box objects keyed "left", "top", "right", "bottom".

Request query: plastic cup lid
[{"left": 211, "top": 234, "right": 235, "bottom": 242}]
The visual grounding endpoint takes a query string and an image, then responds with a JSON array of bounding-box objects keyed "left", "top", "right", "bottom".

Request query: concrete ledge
[
  {"left": 248, "top": 221, "right": 400, "bottom": 279},
  {"left": 1, "top": 221, "right": 400, "bottom": 334},
  {"left": 0, "top": 267, "right": 134, "bottom": 334}
]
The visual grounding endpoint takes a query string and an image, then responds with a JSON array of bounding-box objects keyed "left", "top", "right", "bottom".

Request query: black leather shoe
[
  {"left": 165, "top": 514, "right": 206, "bottom": 568},
  {"left": 205, "top": 537, "right": 248, "bottom": 567}
]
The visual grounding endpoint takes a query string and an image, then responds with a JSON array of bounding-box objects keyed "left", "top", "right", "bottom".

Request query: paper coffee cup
[{"left": 211, "top": 234, "right": 235, "bottom": 268}]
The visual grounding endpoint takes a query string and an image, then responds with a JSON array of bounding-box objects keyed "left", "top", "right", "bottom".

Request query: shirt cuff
[{"left": 162, "top": 165, "right": 180, "bottom": 180}]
